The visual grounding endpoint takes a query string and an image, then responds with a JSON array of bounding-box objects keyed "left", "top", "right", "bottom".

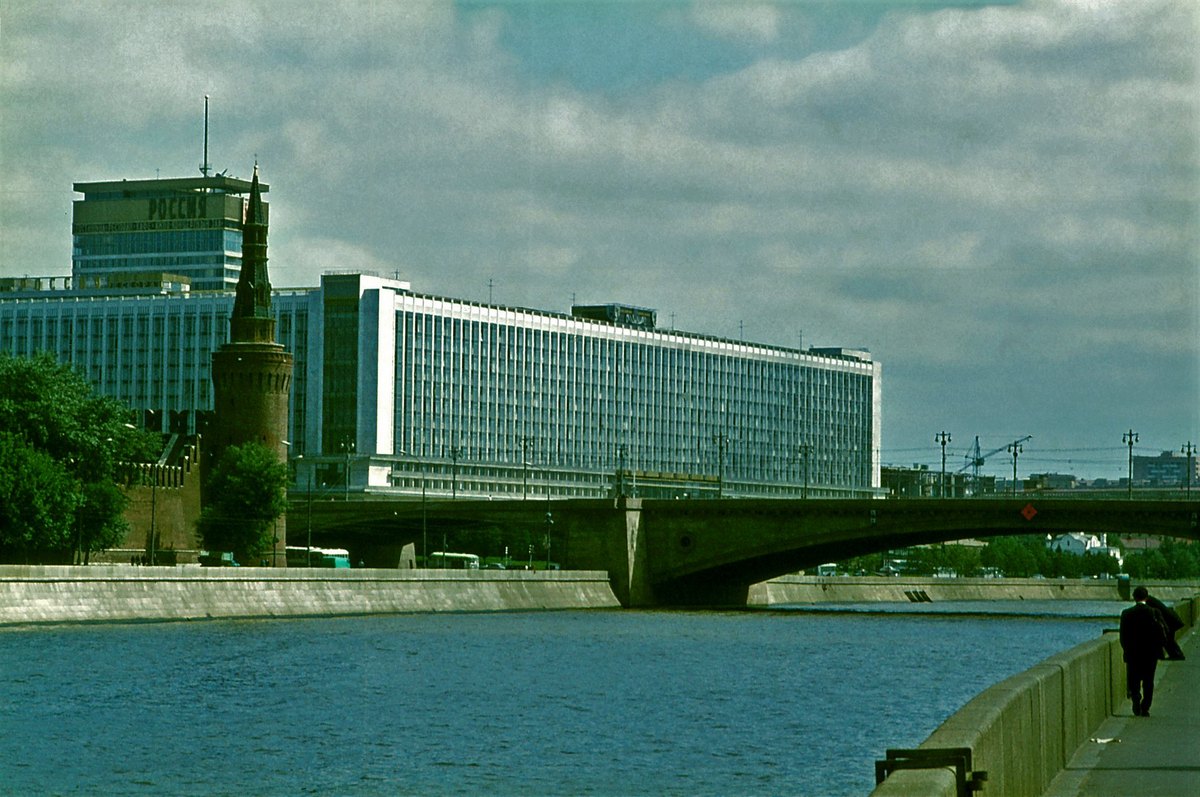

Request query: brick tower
[{"left": 208, "top": 164, "right": 293, "bottom": 564}]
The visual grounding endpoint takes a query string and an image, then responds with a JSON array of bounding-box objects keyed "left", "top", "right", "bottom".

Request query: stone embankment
[
  {"left": 870, "top": 593, "right": 1199, "bottom": 797},
  {"left": 750, "top": 574, "right": 1199, "bottom": 605},
  {"left": 0, "top": 566, "right": 620, "bottom": 625}
]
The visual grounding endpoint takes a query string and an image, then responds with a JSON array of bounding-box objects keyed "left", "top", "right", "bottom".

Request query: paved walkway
[{"left": 1042, "top": 625, "right": 1200, "bottom": 796}]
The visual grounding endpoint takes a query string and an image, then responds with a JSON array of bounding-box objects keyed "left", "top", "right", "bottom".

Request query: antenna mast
[{"left": 200, "top": 95, "right": 212, "bottom": 177}]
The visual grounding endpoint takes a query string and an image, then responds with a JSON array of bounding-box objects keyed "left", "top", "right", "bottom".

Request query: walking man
[
  {"left": 1144, "top": 592, "right": 1186, "bottom": 660},
  {"left": 1120, "top": 586, "right": 1167, "bottom": 717}
]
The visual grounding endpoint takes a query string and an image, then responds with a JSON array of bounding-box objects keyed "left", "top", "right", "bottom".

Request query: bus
[
  {"left": 285, "top": 546, "right": 352, "bottom": 568},
  {"left": 426, "top": 552, "right": 480, "bottom": 570}
]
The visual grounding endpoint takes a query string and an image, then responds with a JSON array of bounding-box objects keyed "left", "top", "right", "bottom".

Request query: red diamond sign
[{"left": 1021, "top": 504, "right": 1038, "bottom": 521}]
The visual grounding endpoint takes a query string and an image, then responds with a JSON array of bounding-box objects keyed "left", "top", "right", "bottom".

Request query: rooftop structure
[{"left": 72, "top": 174, "right": 267, "bottom": 292}]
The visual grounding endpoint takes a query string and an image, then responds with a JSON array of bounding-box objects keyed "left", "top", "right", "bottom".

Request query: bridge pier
[{"left": 560, "top": 498, "right": 750, "bottom": 608}]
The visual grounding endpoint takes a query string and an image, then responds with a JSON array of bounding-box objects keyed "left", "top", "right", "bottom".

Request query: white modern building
[{"left": 1, "top": 272, "right": 882, "bottom": 500}]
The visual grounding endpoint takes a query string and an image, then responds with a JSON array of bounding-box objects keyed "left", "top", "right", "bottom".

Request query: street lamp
[
  {"left": 616, "top": 443, "right": 628, "bottom": 498},
  {"left": 714, "top": 433, "right": 728, "bottom": 498},
  {"left": 1007, "top": 439, "right": 1023, "bottom": 496},
  {"left": 450, "top": 446, "right": 461, "bottom": 500},
  {"left": 339, "top": 436, "right": 355, "bottom": 500},
  {"left": 936, "top": 431, "right": 952, "bottom": 498},
  {"left": 792, "top": 443, "right": 811, "bottom": 499},
  {"left": 1123, "top": 429, "right": 1138, "bottom": 498},
  {"left": 1182, "top": 441, "right": 1195, "bottom": 498},
  {"left": 294, "top": 452, "right": 314, "bottom": 566},
  {"left": 144, "top": 411, "right": 160, "bottom": 565},
  {"left": 521, "top": 437, "right": 534, "bottom": 500}
]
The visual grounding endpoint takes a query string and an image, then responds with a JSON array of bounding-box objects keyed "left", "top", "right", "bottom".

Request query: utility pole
[
  {"left": 1007, "top": 439, "right": 1023, "bottom": 496},
  {"left": 146, "top": 409, "right": 160, "bottom": 565},
  {"left": 521, "top": 437, "right": 534, "bottom": 500},
  {"left": 936, "top": 431, "right": 952, "bottom": 498},
  {"left": 1182, "top": 441, "right": 1195, "bottom": 498},
  {"left": 340, "top": 435, "right": 355, "bottom": 500},
  {"left": 1123, "top": 429, "right": 1138, "bottom": 498},
  {"left": 796, "top": 443, "right": 811, "bottom": 499},
  {"left": 713, "top": 433, "right": 728, "bottom": 498},
  {"left": 616, "top": 443, "right": 628, "bottom": 498}
]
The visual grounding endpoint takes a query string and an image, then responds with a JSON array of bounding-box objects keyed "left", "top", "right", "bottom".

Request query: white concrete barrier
[{"left": 0, "top": 566, "right": 621, "bottom": 625}]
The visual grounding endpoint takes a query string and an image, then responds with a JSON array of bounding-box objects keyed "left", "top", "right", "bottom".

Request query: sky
[{"left": 1, "top": 0, "right": 1197, "bottom": 481}]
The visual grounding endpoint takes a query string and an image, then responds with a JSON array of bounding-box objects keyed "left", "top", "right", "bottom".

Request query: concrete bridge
[{"left": 289, "top": 496, "right": 1200, "bottom": 607}]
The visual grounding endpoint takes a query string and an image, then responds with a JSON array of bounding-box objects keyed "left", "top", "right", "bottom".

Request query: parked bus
[
  {"left": 426, "top": 552, "right": 480, "bottom": 570},
  {"left": 286, "top": 546, "right": 352, "bottom": 568}
]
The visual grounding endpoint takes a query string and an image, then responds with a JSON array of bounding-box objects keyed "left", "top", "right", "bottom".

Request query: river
[{"left": 0, "top": 601, "right": 1119, "bottom": 796}]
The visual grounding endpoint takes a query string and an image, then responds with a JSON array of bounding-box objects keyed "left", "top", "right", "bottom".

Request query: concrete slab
[{"left": 1041, "top": 626, "right": 1200, "bottom": 797}]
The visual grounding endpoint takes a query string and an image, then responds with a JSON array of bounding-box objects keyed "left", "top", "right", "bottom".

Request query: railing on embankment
[
  {"left": 0, "top": 566, "right": 621, "bottom": 625},
  {"left": 870, "top": 594, "right": 1199, "bottom": 797}
]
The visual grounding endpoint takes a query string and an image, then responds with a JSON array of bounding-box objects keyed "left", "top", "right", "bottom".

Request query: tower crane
[{"left": 958, "top": 435, "right": 1032, "bottom": 493}]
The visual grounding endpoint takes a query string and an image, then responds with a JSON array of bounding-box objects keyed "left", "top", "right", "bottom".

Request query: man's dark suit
[{"left": 1120, "top": 600, "right": 1167, "bottom": 716}]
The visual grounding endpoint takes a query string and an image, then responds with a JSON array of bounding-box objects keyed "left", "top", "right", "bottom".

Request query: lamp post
[
  {"left": 713, "top": 433, "right": 728, "bottom": 498},
  {"left": 798, "top": 443, "right": 810, "bottom": 499},
  {"left": 1007, "top": 439, "right": 1023, "bottom": 496},
  {"left": 1182, "top": 441, "right": 1195, "bottom": 498},
  {"left": 936, "top": 431, "right": 952, "bottom": 498},
  {"left": 144, "top": 411, "right": 159, "bottom": 565},
  {"left": 1123, "top": 429, "right": 1138, "bottom": 498},
  {"left": 616, "top": 443, "right": 628, "bottom": 498},
  {"left": 521, "top": 437, "right": 534, "bottom": 500},
  {"left": 450, "top": 445, "right": 461, "bottom": 500},
  {"left": 340, "top": 435, "right": 355, "bottom": 501},
  {"left": 148, "top": 466, "right": 157, "bottom": 566},
  {"left": 295, "top": 454, "right": 313, "bottom": 566}
]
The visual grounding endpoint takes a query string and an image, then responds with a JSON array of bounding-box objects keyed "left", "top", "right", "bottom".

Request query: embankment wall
[
  {"left": 870, "top": 595, "right": 1199, "bottom": 797},
  {"left": 0, "top": 566, "right": 621, "bottom": 625},
  {"left": 749, "top": 575, "right": 1200, "bottom": 605}
]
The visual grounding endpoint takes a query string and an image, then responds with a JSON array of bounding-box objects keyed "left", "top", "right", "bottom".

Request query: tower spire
[{"left": 230, "top": 163, "right": 273, "bottom": 342}]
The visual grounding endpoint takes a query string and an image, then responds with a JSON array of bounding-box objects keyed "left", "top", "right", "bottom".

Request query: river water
[{"left": 0, "top": 602, "right": 1119, "bottom": 796}]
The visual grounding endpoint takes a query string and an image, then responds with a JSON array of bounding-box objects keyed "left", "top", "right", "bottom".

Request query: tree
[
  {"left": 0, "top": 433, "right": 80, "bottom": 561},
  {"left": 0, "top": 353, "right": 156, "bottom": 563},
  {"left": 196, "top": 442, "right": 288, "bottom": 565}
]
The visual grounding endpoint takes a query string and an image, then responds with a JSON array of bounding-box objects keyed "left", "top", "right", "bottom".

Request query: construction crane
[{"left": 958, "top": 435, "right": 1032, "bottom": 493}]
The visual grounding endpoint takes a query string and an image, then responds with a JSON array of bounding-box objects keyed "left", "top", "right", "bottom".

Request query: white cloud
[{"left": 689, "top": 3, "right": 782, "bottom": 44}]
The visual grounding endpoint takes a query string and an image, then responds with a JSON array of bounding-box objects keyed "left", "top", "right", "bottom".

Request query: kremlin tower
[{"left": 208, "top": 164, "right": 293, "bottom": 564}]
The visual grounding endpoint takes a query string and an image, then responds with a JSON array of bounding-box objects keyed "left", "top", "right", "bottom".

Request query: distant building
[
  {"left": 1047, "top": 533, "right": 1123, "bottom": 567},
  {"left": 1134, "top": 450, "right": 1199, "bottom": 487},
  {"left": 881, "top": 464, "right": 986, "bottom": 497},
  {"left": 72, "top": 174, "right": 265, "bottom": 292},
  {"left": 1027, "top": 472, "right": 1078, "bottom": 490}
]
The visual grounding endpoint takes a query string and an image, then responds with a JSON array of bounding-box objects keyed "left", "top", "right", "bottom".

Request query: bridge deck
[{"left": 1041, "top": 625, "right": 1200, "bottom": 796}]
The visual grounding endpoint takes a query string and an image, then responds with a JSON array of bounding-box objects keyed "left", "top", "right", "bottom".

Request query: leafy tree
[
  {"left": 0, "top": 353, "right": 156, "bottom": 563},
  {"left": 196, "top": 442, "right": 288, "bottom": 565},
  {"left": 0, "top": 433, "right": 80, "bottom": 561},
  {"left": 1126, "top": 538, "right": 1200, "bottom": 579}
]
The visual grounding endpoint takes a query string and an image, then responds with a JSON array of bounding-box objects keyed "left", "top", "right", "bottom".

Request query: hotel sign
[{"left": 148, "top": 194, "right": 208, "bottom": 221}]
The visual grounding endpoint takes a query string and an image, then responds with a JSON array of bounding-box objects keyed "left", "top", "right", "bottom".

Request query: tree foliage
[
  {"left": 1125, "top": 538, "right": 1200, "bottom": 579},
  {"left": 0, "top": 353, "right": 157, "bottom": 563},
  {"left": 196, "top": 442, "right": 288, "bottom": 565}
]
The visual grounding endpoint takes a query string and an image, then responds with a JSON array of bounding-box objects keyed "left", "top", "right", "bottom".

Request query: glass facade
[
  {"left": 384, "top": 290, "right": 879, "bottom": 500},
  {"left": 0, "top": 273, "right": 881, "bottom": 500},
  {"left": 0, "top": 290, "right": 310, "bottom": 451},
  {"left": 71, "top": 176, "right": 263, "bottom": 292}
]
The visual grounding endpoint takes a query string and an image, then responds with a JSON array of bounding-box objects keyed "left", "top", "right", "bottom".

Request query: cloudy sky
[{"left": 2, "top": 0, "right": 1197, "bottom": 480}]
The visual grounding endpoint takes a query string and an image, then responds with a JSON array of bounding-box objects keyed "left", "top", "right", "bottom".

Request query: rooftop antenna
[{"left": 199, "top": 94, "right": 212, "bottom": 177}]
